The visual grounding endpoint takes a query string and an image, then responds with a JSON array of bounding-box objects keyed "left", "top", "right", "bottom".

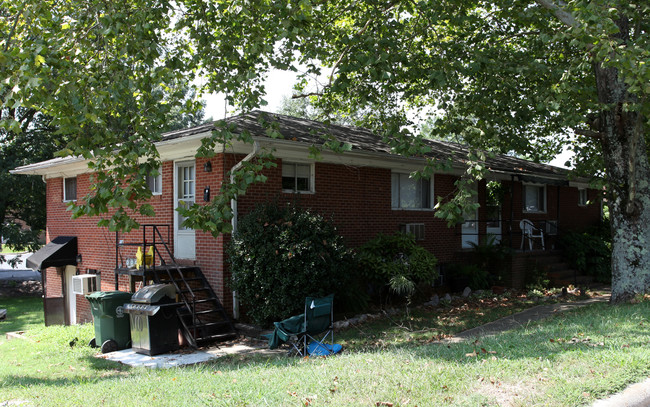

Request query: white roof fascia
[{"left": 11, "top": 156, "right": 89, "bottom": 178}]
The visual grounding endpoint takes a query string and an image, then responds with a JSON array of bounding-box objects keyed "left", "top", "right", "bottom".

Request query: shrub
[
  {"left": 559, "top": 225, "right": 611, "bottom": 283},
  {"left": 357, "top": 232, "right": 438, "bottom": 302},
  {"left": 467, "top": 235, "right": 512, "bottom": 284},
  {"left": 445, "top": 263, "right": 491, "bottom": 291},
  {"left": 228, "top": 202, "right": 355, "bottom": 326}
]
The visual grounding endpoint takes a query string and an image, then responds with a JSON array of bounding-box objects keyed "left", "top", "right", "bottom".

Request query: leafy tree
[
  {"left": 3, "top": 1, "right": 649, "bottom": 303},
  {"left": 178, "top": 1, "right": 648, "bottom": 303},
  {"left": 0, "top": 108, "right": 59, "bottom": 257},
  {"left": 1, "top": 1, "right": 198, "bottom": 233}
]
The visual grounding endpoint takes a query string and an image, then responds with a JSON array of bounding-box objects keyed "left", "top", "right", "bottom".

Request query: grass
[
  {"left": 0, "top": 247, "right": 30, "bottom": 255},
  {"left": 1, "top": 295, "right": 650, "bottom": 406}
]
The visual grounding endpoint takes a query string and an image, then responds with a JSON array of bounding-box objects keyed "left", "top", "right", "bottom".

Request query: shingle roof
[
  {"left": 164, "top": 110, "right": 568, "bottom": 181},
  {"left": 13, "top": 110, "right": 570, "bottom": 182}
]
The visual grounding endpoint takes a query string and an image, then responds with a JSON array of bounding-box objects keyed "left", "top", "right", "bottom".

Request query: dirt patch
[{"left": 0, "top": 280, "right": 42, "bottom": 297}]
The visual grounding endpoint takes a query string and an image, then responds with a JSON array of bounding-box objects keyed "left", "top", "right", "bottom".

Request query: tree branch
[
  {"left": 573, "top": 128, "right": 603, "bottom": 139},
  {"left": 3, "top": 1, "right": 26, "bottom": 53},
  {"left": 328, "top": 18, "right": 373, "bottom": 88},
  {"left": 292, "top": 90, "right": 327, "bottom": 99},
  {"left": 534, "top": 0, "right": 580, "bottom": 28}
]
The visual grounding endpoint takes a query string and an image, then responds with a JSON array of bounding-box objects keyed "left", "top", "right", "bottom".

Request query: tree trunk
[{"left": 594, "top": 17, "right": 650, "bottom": 302}]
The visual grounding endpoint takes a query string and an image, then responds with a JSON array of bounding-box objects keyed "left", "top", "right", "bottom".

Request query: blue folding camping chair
[{"left": 267, "top": 294, "right": 342, "bottom": 356}]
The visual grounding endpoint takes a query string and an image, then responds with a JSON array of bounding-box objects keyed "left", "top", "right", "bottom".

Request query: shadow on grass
[
  {"left": 410, "top": 301, "right": 650, "bottom": 362},
  {"left": 198, "top": 301, "right": 650, "bottom": 372}
]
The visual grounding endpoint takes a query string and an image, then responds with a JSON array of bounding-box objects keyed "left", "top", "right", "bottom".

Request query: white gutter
[{"left": 229, "top": 141, "right": 260, "bottom": 319}]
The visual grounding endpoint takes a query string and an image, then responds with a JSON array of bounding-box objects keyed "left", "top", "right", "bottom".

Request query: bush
[
  {"left": 559, "top": 225, "right": 611, "bottom": 284},
  {"left": 357, "top": 232, "right": 438, "bottom": 302},
  {"left": 445, "top": 263, "right": 491, "bottom": 291},
  {"left": 467, "top": 236, "right": 512, "bottom": 284},
  {"left": 228, "top": 202, "right": 355, "bottom": 326}
]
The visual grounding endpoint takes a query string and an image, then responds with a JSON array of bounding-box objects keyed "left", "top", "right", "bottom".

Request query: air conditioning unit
[
  {"left": 545, "top": 220, "right": 558, "bottom": 236},
  {"left": 72, "top": 274, "right": 100, "bottom": 295}
]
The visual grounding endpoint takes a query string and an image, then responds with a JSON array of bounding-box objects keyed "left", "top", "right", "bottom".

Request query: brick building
[{"left": 13, "top": 111, "right": 601, "bottom": 326}]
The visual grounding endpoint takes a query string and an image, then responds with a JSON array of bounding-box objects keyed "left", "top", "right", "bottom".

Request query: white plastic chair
[{"left": 520, "top": 219, "right": 545, "bottom": 250}]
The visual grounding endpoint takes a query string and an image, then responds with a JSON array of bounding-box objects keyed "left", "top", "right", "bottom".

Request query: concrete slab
[
  {"left": 99, "top": 349, "right": 217, "bottom": 368},
  {"left": 591, "top": 377, "right": 650, "bottom": 407},
  {"left": 97, "top": 341, "right": 284, "bottom": 368}
]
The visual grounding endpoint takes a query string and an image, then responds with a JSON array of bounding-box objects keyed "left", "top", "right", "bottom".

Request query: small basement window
[
  {"left": 282, "top": 162, "right": 313, "bottom": 193},
  {"left": 63, "top": 177, "right": 77, "bottom": 202}
]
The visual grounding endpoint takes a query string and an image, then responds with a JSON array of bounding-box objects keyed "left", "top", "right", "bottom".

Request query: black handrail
[{"left": 115, "top": 224, "right": 199, "bottom": 346}]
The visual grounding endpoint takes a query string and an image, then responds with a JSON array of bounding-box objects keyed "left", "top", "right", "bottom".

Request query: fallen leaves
[{"left": 549, "top": 337, "right": 605, "bottom": 347}]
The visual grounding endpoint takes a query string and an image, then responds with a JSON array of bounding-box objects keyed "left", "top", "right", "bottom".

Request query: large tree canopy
[
  {"left": 0, "top": 108, "right": 58, "bottom": 255},
  {"left": 2, "top": 1, "right": 648, "bottom": 302}
]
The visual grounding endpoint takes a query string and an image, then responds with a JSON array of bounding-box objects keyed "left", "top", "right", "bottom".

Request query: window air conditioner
[
  {"left": 72, "top": 274, "right": 100, "bottom": 295},
  {"left": 545, "top": 220, "right": 558, "bottom": 236}
]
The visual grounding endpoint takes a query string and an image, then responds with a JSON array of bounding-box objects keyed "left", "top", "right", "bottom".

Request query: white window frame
[
  {"left": 391, "top": 172, "right": 434, "bottom": 210},
  {"left": 523, "top": 183, "right": 547, "bottom": 213},
  {"left": 146, "top": 167, "right": 163, "bottom": 195},
  {"left": 63, "top": 177, "right": 77, "bottom": 202},
  {"left": 578, "top": 188, "right": 588, "bottom": 206},
  {"left": 281, "top": 161, "right": 315, "bottom": 194}
]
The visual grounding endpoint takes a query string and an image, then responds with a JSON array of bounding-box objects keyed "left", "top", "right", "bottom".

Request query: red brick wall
[
  {"left": 232, "top": 157, "right": 461, "bottom": 263},
  {"left": 44, "top": 152, "right": 602, "bottom": 321}
]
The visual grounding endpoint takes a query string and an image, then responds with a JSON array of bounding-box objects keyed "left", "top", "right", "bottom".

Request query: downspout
[{"left": 229, "top": 141, "right": 260, "bottom": 319}]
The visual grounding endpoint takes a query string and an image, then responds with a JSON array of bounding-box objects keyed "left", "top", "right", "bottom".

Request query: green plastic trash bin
[{"left": 86, "top": 291, "right": 133, "bottom": 353}]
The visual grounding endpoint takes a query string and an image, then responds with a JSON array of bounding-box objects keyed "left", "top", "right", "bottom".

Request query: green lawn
[{"left": 1, "top": 296, "right": 649, "bottom": 406}]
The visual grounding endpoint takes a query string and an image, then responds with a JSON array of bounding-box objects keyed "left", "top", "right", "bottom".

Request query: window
[
  {"left": 63, "top": 177, "right": 77, "bottom": 201},
  {"left": 391, "top": 173, "right": 432, "bottom": 209},
  {"left": 400, "top": 223, "right": 425, "bottom": 240},
  {"left": 146, "top": 167, "right": 162, "bottom": 195},
  {"left": 578, "top": 188, "right": 587, "bottom": 206},
  {"left": 282, "top": 162, "right": 313, "bottom": 193},
  {"left": 523, "top": 184, "right": 546, "bottom": 213}
]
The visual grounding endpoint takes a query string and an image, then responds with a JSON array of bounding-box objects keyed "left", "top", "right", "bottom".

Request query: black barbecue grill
[{"left": 123, "top": 284, "right": 180, "bottom": 356}]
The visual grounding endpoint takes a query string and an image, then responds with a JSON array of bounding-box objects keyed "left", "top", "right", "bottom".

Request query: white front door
[
  {"left": 461, "top": 186, "right": 479, "bottom": 249},
  {"left": 174, "top": 161, "right": 196, "bottom": 259},
  {"left": 64, "top": 265, "right": 77, "bottom": 325}
]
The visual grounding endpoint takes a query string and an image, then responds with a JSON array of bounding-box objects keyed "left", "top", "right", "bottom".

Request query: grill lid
[{"left": 131, "top": 284, "right": 176, "bottom": 304}]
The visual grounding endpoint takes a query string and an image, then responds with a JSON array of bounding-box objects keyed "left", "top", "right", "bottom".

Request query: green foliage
[
  {"left": 445, "top": 263, "right": 491, "bottom": 292},
  {"left": 468, "top": 235, "right": 513, "bottom": 284},
  {"left": 0, "top": 109, "right": 58, "bottom": 255},
  {"left": 228, "top": 202, "right": 354, "bottom": 325},
  {"left": 559, "top": 226, "right": 612, "bottom": 284},
  {"left": 357, "top": 232, "right": 438, "bottom": 301},
  {"left": 4, "top": 0, "right": 649, "bottom": 301}
]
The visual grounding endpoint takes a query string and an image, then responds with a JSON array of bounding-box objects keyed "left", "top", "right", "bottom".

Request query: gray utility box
[{"left": 123, "top": 284, "right": 180, "bottom": 356}]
